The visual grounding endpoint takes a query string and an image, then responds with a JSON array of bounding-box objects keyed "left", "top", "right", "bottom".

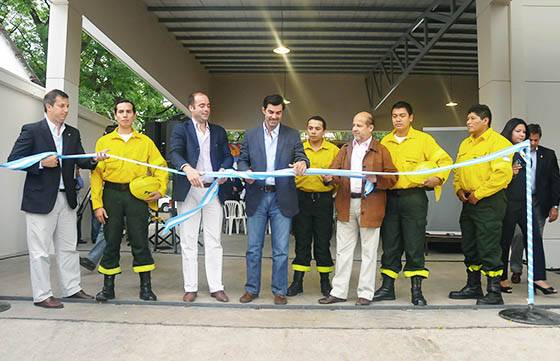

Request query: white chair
[
  {"left": 237, "top": 200, "right": 247, "bottom": 234},
  {"left": 223, "top": 200, "right": 239, "bottom": 235}
]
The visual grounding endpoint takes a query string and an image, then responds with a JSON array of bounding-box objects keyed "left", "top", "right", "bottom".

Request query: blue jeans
[
  {"left": 91, "top": 211, "right": 102, "bottom": 243},
  {"left": 87, "top": 224, "right": 106, "bottom": 265},
  {"left": 245, "top": 192, "right": 292, "bottom": 296}
]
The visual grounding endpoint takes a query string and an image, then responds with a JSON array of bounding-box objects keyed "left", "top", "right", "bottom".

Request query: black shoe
[
  {"left": 372, "top": 274, "right": 396, "bottom": 302},
  {"left": 411, "top": 276, "right": 427, "bottom": 306},
  {"left": 476, "top": 276, "right": 504, "bottom": 305},
  {"left": 79, "top": 257, "right": 96, "bottom": 272},
  {"left": 320, "top": 272, "right": 332, "bottom": 297},
  {"left": 449, "top": 269, "right": 484, "bottom": 300},
  {"left": 287, "top": 271, "right": 304, "bottom": 297},
  {"left": 534, "top": 283, "right": 558, "bottom": 295},
  {"left": 95, "top": 275, "right": 115, "bottom": 302},
  {"left": 139, "top": 271, "right": 157, "bottom": 301}
]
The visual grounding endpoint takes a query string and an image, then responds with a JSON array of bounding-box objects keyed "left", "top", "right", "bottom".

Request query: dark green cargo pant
[
  {"left": 98, "top": 185, "right": 155, "bottom": 275},
  {"left": 380, "top": 188, "right": 429, "bottom": 279},
  {"left": 459, "top": 190, "right": 507, "bottom": 277}
]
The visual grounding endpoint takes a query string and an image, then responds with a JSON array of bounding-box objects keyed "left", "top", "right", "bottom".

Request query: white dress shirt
[
  {"left": 263, "top": 122, "right": 279, "bottom": 186},
  {"left": 195, "top": 121, "right": 214, "bottom": 184},
  {"left": 45, "top": 115, "right": 65, "bottom": 190},
  {"left": 350, "top": 137, "right": 372, "bottom": 193}
]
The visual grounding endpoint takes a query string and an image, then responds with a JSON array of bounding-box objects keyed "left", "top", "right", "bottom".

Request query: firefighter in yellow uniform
[
  {"left": 92, "top": 99, "right": 168, "bottom": 302},
  {"left": 287, "top": 116, "right": 339, "bottom": 297},
  {"left": 449, "top": 104, "right": 513, "bottom": 305},
  {"left": 374, "top": 101, "right": 452, "bottom": 306}
]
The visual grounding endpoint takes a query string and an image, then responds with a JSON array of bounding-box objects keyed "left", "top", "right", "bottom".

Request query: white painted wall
[{"left": 0, "top": 68, "right": 110, "bottom": 258}]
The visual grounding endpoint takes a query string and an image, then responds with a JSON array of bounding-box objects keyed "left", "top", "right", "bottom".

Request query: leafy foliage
[{"left": 0, "top": 0, "right": 182, "bottom": 127}]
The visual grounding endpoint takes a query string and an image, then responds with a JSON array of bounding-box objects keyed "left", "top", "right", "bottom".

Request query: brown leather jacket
[{"left": 330, "top": 139, "right": 398, "bottom": 228}]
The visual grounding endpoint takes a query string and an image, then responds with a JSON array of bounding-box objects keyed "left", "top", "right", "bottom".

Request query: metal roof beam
[
  {"left": 168, "top": 26, "right": 476, "bottom": 35},
  {"left": 158, "top": 17, "right": 477, "bottom": 25},
  {"left": 175, "top": 35, "right": 476, "bottom": 43},
  {"left": 366, "top": 0, "right": 476, "bottom": 110},
  {"left": 183, "top": 43, "right": 478, "bottom": 50},
  {"left": 147, "top": 5, "right": 476, "bottom": 13}
]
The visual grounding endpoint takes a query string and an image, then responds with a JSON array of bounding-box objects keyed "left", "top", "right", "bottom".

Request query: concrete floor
[{"left": 1, "top": 234, "right": 560, "bottom": 360}]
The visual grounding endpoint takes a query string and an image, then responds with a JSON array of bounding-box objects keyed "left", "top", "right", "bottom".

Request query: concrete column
[
  {"left": 476, "top": 0, "right": 512, "bottom": 131},
  {"left": 45, "top": 0, "right": 82, "bottom": 126}
]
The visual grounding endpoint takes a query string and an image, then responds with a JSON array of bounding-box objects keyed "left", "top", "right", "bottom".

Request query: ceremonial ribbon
[
  {"left": 2, "top": 140, "right": 529, "bottom": 235},
  {"left": 1, "top": 139, "right": 537, "bottom": 305}
]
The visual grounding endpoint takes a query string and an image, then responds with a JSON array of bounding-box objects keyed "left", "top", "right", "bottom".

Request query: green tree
[{"left": 0, "top": 0, "right": 182, "bottom": 127}]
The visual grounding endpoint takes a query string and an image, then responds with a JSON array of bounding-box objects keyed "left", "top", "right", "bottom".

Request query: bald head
[{"left": 352, "top": 111, "right": 374, "bottom": 143}]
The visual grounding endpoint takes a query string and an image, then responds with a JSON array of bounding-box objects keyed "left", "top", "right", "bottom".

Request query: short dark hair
[
  {"left": 114, "top": 98, "right": 136, "bottom": 114},
  {"left": 467, "top": 104, "right": 492, "bottom": 126},
  {"left": 307, "top": 115, "right": 327, "bottom": 130},
  {"left": 391, "top": 101, "right": 413, "bottom": 115},
  {"left": 262, "top": 94, "right": 285, "bottom": 110},
  {"left": 527, "top": 123, "right": 542, "bottom": 138},
  {"left": 43, "top": 89, "right": 69, "bottom": 112},
  {"left": 187, "top": 91, "right": 208, "bottom": 108},
  {"left": 500, "top": 118, "right": 527, "bottom": 143},
  {"left": 103, "top": 124, "right": 118, "bottom": 135}
]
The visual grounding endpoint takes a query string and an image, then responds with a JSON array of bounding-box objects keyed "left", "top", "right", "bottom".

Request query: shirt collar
[
  {"left": 263, "top": 122, "right": 280, "bottom": 137},
  {"left": 109, "top": 128, "right": 141, "bottom": 140},
  {"left": 194, "top": 121, "right": 210, "bottom": 134},
  {"left": 45, "top": 114, "right": 66, "bottom": 136},
  {"left": 389, "top": 127, "right": 417, "bottom": 142},
  {"left": 304, "top": 139, "right": 329, "bottom": 151},
  {"left": 353, "top": 136, "right": 372, "bottom": 149}
]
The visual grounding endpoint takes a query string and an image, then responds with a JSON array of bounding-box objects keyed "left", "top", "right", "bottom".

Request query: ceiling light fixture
[
  {"left": 446, "top": 70, "right": 459, "bottom": 107},
  {"left": 273, "top": 7, "right": 290, "bottom": 55}
]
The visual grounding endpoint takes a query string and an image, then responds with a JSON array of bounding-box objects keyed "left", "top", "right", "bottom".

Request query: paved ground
[{"left": 1, "top": 235, "right": 559, "bottom": 360}]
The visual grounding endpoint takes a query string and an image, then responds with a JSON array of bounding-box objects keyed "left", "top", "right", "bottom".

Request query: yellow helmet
[
  {"left": 407, "top": 161, "right": 438, "bottom": 185},
  {"left": 129, "top": 176, "right": 160, "bottom": 200}
]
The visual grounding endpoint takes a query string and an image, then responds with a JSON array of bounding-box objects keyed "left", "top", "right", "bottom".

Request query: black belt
[
  {"left": 259, "top": 185, "right": 276, "bottom": 192},
  {"left": 299, "top": 190, "right": 332, "bottom": 201},
  {"left": 59, "top": 189, "right": 65, "bottom": 192},
  {"left": 387, "top": 187, "right": 428, "bottom": 196},
  {"left": 203, "top": 183, "right": 213, "bottom": 188},
  {"left": 350, "top": 192, "right": 362, "bottom": 199},
  {"left": 104, "top": 181, "right": 130, "bottom": 192}
]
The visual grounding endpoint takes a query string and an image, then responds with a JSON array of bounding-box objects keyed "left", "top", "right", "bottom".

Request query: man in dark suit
[
  {"left": 169, "top": 91, "right": 233, "bottom": 303},
  {"left": 509, "top": 123, "right": 560, "bottom": 282},
  {"left": 237, "top": 94, "right": 309, "bottom": 305},
  {"left": 7, "top": 89, "right": 106, "bottom": 308}
]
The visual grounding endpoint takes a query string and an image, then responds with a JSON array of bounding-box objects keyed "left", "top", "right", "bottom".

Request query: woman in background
[{"left": 499, "top": 118, "right": 556, "bottom": 294}]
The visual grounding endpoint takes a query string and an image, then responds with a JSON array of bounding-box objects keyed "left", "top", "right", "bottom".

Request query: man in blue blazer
[
  {"left": 8, "top": 89, "right": 106, "bottom": 308},
  {"left": 169, "top": 91, "right": 233, "bottom": 303},
  {"left": 237, "top": 94, "right": 309, "bottom": 305}
]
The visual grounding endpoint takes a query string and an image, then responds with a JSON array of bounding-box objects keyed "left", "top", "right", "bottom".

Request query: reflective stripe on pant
[
  {"left": 99, "top": 187, "right": 154, "bottom": 274},
  {"left": 25, "top": 192, "right": 81, "bottom": 302},
  {"left": 380, "top": 188, "right": 429, "bottom": 278},
  {"left": 460, "top": 190, "right": 507, "bottom": 274},
  {"left": 177, "top": 187, "right": 224, "bottom": 293},
  {"left": 292, "top": 190, "right": 334, "bottom": 273},
  {"left": 330, "top": 199, "right": 380, "bottom": 300}
]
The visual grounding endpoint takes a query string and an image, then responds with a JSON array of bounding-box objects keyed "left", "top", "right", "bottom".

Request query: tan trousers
[
  {"left": 25, "top": 192, "right": 82, "bottom": 302},
  {"left": 330, "top": 199, "right": 380, "bottom": 300}
]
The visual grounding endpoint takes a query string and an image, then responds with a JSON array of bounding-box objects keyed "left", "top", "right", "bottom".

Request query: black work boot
[
  {"left": 372, "top": 274, "right": 396, "bottom": 302},
  {"left": 411, "top": 276, "right": 427, "bottom": 306},
  {"left": 476, "top": 276, "right": 504, "bottom": 305},
  {"left": 139, "top": 272, "right": 157, "bottom": 301},
  {"left": 449, "top": 270, "right": 484, "bottom": 299},
  {"left": 320, "top": 272, "right": 332, "bottom": 297},
  {"left": 287, "top": 271, "right": 304, "bottom": 296},
  {"left": 95, "top": 275, "right": 115, "bottom": 302}
]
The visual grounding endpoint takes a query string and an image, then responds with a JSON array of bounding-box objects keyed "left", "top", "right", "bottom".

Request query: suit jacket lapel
[
  {"left": 536, "top": 147, "right": 545, "bottom": 183},
  {"left": 62, "top": 127, "right": 72, "bottom": 155},
  {"left": 257, "top": 125, "right": 266, "bottom": 168},
  {"left": 186, "top": 120, "right": 200, "bottom": 164},
  {"left": 274, "top": 125, "right": 286, "bottom": 169},
  {"left": 40, "top": 119, "right": 57, "bottom": 152}
]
